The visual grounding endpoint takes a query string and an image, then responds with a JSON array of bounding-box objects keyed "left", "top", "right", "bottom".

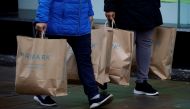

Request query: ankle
[{"left": 136, "top": 80, "right": 147, "bottom": 84}]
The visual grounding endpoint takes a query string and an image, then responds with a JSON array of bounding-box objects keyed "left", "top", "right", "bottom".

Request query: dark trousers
[
  {"left": 48, "top": 34, "right": 99, "bottom": 99},
  {"left": 135, "top": 29, "right": 154, "bottom": 83}
]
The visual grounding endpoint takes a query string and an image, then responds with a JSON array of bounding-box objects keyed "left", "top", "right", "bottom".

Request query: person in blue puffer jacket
[{"left": 33, "top": 0, "right": 113, "bottom": 109}]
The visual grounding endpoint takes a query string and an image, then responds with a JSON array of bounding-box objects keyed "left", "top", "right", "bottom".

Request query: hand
[
  {"left": 89, "top": 16, "right": 93, "bottom": 22},
  {"left": 105, "top": 12, "right": 115, "bottom": 20},
  {"left": 35, "top": 23, "right": 47, "bottom": 32},
  {"left": 89, "top": 16, "right": 94, "bottom": 29}
]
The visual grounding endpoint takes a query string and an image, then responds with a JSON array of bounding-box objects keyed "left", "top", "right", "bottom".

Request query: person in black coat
[{"left": 104, "top": 0, "right": 163, "bottom": 96}]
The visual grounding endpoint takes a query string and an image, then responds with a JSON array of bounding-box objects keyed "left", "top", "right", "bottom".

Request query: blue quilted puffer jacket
[{"left": 35, "top": 0, "right": 94, "bottom": 36}]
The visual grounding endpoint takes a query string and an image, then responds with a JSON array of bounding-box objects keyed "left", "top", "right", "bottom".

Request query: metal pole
[{"left": 177, "top": 0, "right": 181, "bottom": 28}]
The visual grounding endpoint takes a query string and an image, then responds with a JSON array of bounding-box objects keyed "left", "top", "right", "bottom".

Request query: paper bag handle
[
  {"left": 34, "top": 31, "right": 46, "bottom": 39},
  {"left": 105, "top": 19, "right": 116, "bottom": 29}
]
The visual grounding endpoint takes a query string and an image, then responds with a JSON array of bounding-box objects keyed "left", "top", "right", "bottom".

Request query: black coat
[{"left": 104, "top": 0, "right": 163, "bottom": 31}]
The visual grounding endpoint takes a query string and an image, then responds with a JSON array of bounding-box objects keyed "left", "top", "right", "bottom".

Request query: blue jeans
[{"left": 48, "top": 34, "right": 99, "bottom": 99}]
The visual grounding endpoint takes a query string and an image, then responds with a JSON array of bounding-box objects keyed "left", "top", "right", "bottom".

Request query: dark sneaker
[
  {"left": 89, "top": 93, "right": 113, "bottom": 109},
  {"left": 33, "top": 95, "right": 57, "bottom": 107},
  {"left": 134, "top": 80, "right": 159, "bottom": 96}
]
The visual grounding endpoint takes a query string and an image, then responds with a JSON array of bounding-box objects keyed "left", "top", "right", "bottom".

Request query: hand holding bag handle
[{"left": 33, "top": 22, "right": 47, "bottom": 38}]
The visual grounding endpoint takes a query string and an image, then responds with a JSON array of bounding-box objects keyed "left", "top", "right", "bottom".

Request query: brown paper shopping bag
[
  {"left": 67, "top": 27, "right": 113, "bottom": 85},
  {"left": 131, "top": 26, "right": 177, "bottom": 80},
  {"left": 109, "top": 29, "right": 134, "bottom": 85},
  {"left": 91, "top": 28, "right": 113, "bottom": 84},
  {"left": 94, "top": 24, "right": 134, "bottom": 85},
  {"left": 15, "top": 36, "right": 68, "bottom": 96},
  {"left": 150, "top": 26, "right": 177, "bottom": 79}
]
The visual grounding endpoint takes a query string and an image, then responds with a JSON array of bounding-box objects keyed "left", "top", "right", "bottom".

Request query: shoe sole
[
  {"left": 33, "top": 96, "right": 57, "bottom": 107},
  {"left": 133, "top": 89, "right": 159, "bottom": 96},
  {"left": 90, "top": 94, "right": 113, "bottom": 109}
]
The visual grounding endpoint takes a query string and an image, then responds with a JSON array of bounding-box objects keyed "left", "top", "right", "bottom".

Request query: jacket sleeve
[
  {"left": 104, "top": 0, "right": 116, "bottom": 12},
  {"left": 88, "top": 0, "right": 94, "bottom": 16},
  {"left": 35, "top": 0, "right": 53, "bottom": 23}
]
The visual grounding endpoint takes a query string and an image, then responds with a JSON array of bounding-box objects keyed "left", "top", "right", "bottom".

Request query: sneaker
[
  {"left": 89, "top": 93, "right": 113, "bottom": 109},
  {"left": 133, "top": 80, "right": 159, "bottom": 96},
  {"left": 33, "top": 95, "right": 57, "bottom": 106}
]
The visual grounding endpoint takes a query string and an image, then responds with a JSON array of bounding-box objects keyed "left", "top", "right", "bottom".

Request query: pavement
[{"left": 0, "top": 55, "right": 190, "bottom": 109}]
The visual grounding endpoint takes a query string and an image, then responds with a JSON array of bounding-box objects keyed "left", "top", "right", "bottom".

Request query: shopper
[
  {"left": 104, "top": 0, "right": 163, "bottom": 96},
  {"left": 33, "top": 0, "right": 113, "bottom": 108}
]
